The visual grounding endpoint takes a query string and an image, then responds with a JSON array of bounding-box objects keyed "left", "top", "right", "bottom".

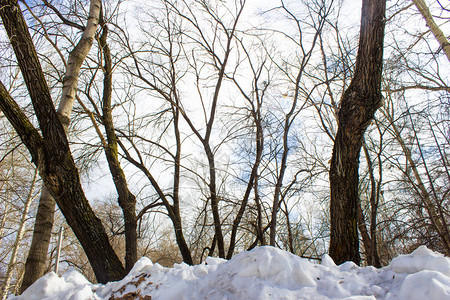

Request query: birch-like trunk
[
  {"left": 20, "top": 0, "right": 102, "bottom": 292},
  {"left": 0, "top": 169, "right": 38, "bottom": 300},
  {"left": 411, "top": 0, "right": 450, "bottom": 63},
  {"left": 0, "top": 0, "right": 125, "bottom": 283}
]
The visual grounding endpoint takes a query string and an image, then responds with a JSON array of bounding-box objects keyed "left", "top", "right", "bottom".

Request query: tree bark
[
  {"left": 329, "top": 0, "right": 386, "bottom": 265},
  {"left": 0, "top": 169, "right": 37, "bottom": 300},
  {"left": 19, "top": 187, "right": 55, "bottom": 293},
  {"left": 411, "top": 0, "right": 450, "bottom": 63},
  {"left": 20, "top": 0, "right": 102, "bottom": 291},
  {"left": 57, "top": 0, "right": 101, "bottom": 126},
  {"left": 98, "top": 22, "right": 138, "bottom": 272},
  {"left": 0, "top": 0, "right": 125, "bottom": 283}
]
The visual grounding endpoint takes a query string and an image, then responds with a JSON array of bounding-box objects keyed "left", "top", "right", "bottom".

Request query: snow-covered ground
[{"left": 11, "top": 246, "right": 450, "bottom": 300}]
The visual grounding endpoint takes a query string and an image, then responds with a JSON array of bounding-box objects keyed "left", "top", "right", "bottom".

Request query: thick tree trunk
[
  {"left": 0, "top": 0, "right": 125, "bottom": 283},
  {"left": 329, "top": 0, "right": 386, "bottom": 265},
  {"left": 20, "top": 0, "right": 101, "bottom": 291}
]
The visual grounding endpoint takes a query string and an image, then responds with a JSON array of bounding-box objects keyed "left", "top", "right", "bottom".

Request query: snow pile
[{"left": 11, "top": 245, "right": 450, "bottom": 300}]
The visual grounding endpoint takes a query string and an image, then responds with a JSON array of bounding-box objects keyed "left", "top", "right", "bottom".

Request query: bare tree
[
  {"left": 380, "top": 91, "right": 450, "bottom": 254},
  {"left": 20, "top": 0, "right": 102, "bottom": 291},
  {"left": 0, "top": 168, "right": 37, "bottom": 300},
  {"left": 329, "top": 0, "right": 386, "bottom": 265},
  {"left": 0, "top": 0, "right": 125, "bottom": 283},
  {"left": 267, "top": 0, "right": 332, "bottom": 247},
  {"left": 97, "top": 8, "right": 138, "bottom": 272}
]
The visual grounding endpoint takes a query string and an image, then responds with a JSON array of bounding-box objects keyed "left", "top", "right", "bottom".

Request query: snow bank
[
  {"left": 9, "top": 246, "right": 450, "bottom": 300},
  {"left": 389, "top": 245, "right": 450, "bottom": 276},
  {"left": 18, "top": 271, "right": 95, "bottom": 300}
]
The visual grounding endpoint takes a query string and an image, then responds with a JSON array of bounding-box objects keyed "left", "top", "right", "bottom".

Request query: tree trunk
[
  {"left": 0, "top": 169, "right": 37, "bottom": 300},
  {"left": 57, "top": 0, "right": 101, "bottom": 126},
  {"left": 411, "top": 0, "right": 450, "bottom": 63},
  {"left": 0, "top": 0, "right": 125, "bottom": 283},
  {"left": 227, "top": 108, "right": 263, "bottom": 259},
  {"left": 98, "top": 21, "right": 138, "bottom": 273},
  {"left": 204, "top": 145, "right": 225, "bottom": 258},
  {"left": 254, "top": 178, "right": 265, "bottom": 246},
  {"left": 171, "top": 96, "right": 194, "bottom": 264},
  {"left": 172, "top": 218, "right": 193, "bottom": 264},
  {"left": 20, "top": 0, "right": 102, "bottom": 291},
  {"left": 19, "top": 187, "right": 55, "bottom": 293},
  {"left": 119, "top": 145, "right": 193, "bottom": 265},
  {"left": 329, "top": 0, "right": 386, "bottom": 265}
]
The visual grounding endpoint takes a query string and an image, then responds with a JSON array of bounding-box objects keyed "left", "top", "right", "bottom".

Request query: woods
[{"left": 0, "top": 0, "right": 449, "bottom": 297}]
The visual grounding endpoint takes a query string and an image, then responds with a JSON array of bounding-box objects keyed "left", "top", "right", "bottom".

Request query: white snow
[{"left": 9, "top": 246, "right": 450, "bottom": 300}]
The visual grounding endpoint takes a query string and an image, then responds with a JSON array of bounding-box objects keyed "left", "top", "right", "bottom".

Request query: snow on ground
[{"left": 10, "top": 245, "right": 450, "bottom": 300}]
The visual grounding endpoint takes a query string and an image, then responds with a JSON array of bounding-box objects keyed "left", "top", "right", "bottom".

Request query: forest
[{"left": 0, "top": 0, "right": 449, "bottom": 297}]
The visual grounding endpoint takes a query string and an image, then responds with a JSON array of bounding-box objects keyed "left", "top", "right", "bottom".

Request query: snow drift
[{"left": 10, "top": 245, "right": 450, "bottom": 300}]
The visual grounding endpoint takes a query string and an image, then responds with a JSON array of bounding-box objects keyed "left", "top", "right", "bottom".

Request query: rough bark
[
  {"left": 329, "top": 0, "right": 386, "bottom": 265},
  {"left": 0, "top": 0, "right": 125, "bottom": 283},
  {"left": 20, "top": 0, "right": 102, "bottom": 291}
]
